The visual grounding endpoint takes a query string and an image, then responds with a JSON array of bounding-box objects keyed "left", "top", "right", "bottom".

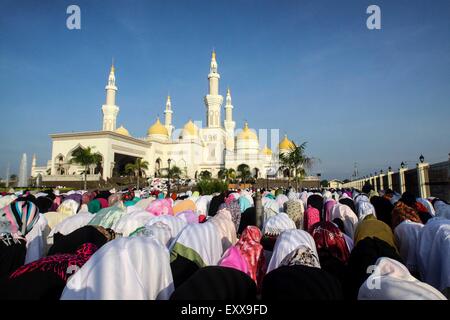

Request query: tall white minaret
[
  {"left": 204, "top": 50, "right": 223, "bottom": 128},
  {"left": 102, "top": 62, "right": 120, "bottom": 131},
  {"left": 224, "top": 87, "right": 236, "bottom": 151},
  {"left": 164, "top": 95, "right": 174, "bottom": 137}
]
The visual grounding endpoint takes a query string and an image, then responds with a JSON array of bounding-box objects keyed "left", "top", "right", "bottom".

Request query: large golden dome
[
  {"left": 237, "top": 122, "right": 258, "bottom": 141},
  {"left": 147, "top": 117, "right": 168, "bottom": 137},
  {"left": 279, "top": 134, "right": 294, "bottom": 150},
  {"left": 181, "top": 119, "right": 198, "bottom": 138},
  {"left": 115, "top": 125, "right": 131, "bottom": 137}
]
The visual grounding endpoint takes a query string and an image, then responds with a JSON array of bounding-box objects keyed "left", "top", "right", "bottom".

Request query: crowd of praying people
[{"left": 0, "top": 183, "right": 449, "bottom": 300}]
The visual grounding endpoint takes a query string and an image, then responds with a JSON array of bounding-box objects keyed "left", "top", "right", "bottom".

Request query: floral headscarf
[
  {"left": 235, "top": 226, "right": 266, "bottom": 287},
  {"left": 283, "top": 200, "right": 304, "bottom": 229},
  {"left": 391, "top": 201, "right": 421, "bottom": 229},
  {"left": 218, "top": 200, "right": 241, "bottom": 232},
  {"left": 279, "top": 245, "right": 321, "bottom": 268},
  {"left": 311, "top": 221, "right": 350, "bottom": 264}
]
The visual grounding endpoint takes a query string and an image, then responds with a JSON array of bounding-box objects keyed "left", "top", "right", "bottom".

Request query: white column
[
  {"left": 399, "top": 168, "right": 407, "bottom": 194},
  {"left": 417, "top": 163, "right": 430, "bottom": 198},
  {"left": 387, "top": 169, "right": 393, "bottom": 190}
]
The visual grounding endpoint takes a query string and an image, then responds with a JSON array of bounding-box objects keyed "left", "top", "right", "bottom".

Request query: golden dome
[
  {"left": 115, "top": 125, "right": 131, "bottom": 137},
  {"left": 181, "top": 119, "right": 198, "bottom": 138},
  {"left": 261, "top": 144, "right": 273, "bottom": 156},
  {"left": 279, "top": 134, "right": 294, "bottom": 150},
  {"left": 237, "top": 122, "right": 258, "bottom": 141},
  {"left": 147, "top": 117, "right": 168, "bottom": 136}
]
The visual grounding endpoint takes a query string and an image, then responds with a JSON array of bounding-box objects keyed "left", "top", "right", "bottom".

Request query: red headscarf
[
  {"left": 311, "top": 221, "right": 350, "bottom": 264},
  {"left": 235, "top": 226, "right": 266, "bottom": 288}
]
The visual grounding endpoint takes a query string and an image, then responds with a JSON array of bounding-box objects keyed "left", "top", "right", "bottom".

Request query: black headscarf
[
  {"left": 237, "top": 207, "right": 256, "bottom": 235},
  {"left": 307, "top": 194, "right": 323, "bottom": 218},
  {"left": 261, "top": 265, "right": 343, "bottom": 300},
  {"left": 48, "top": 225, "right": 109, "bottom": 256},
  {"left": 343, "top": 237, "right": 403, "bottom": 300},
  {"left": 208, "top": 193, "right": 226, "bottom": 217},
  {"left": 339, "top": 198, "right": 356, "bottom": 214},
  {"left": 170, "top": 266, "right": 257, "bottom": 300},
  {"left": 0, "top": 237, "right": 27, "bottom": 283},
  {"left": 170, "top": 255, "right": 200, "bottom": 289},
  {"left": 370, "top": 196, "right": 394, "bottom": 227},
  {"left": 35, "top": 196, "right": 53, "bottom": 214}
]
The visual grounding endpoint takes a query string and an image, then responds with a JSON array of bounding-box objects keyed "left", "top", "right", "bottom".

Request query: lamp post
[
  {"left": 167, "top": 158, "right": 171, "bottom": 197},
  {"left": 419, "top": 154, "right": 424, "bottom": 163},
  {"left": 401, "top": 162, "right": 405, "bottom": 169}
]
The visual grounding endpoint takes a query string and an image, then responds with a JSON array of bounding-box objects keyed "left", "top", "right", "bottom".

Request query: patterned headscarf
[
  {"left": 9, "top": 243, "right": 98, "bottom": 282},
  {"left": 218, "top": 200, "right": 241, "bottom": 232},
  {"left": 1, "top": 201, "right": 40, "bottom": 236},
  {"left": 279, "top": 245, "right": 321, "bottom": 268},
  {"left": 311, "top": 221, "right": 350, "bottom": 264},
  {"left": 235, "top": 226, "right": 266, "bottom": 287},
  {"left": 283, "top": 200, "right": 304, "bottom": 229},
  {"left": 391, "top": 201, "right": 421, "bottom": 229},
  {"left": 122, "top": 189, "right": 135, "bottom": 202}
]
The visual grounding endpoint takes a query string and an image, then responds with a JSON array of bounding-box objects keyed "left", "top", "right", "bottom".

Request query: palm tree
[
  {"left": 279, "top": 141, "right": 316, "bottom": 189},
  {"left": 228, "top": 168, "right": 236, "bottom": 183},
  {"left": 237, "top": 164, "right": 251, "bottom": 184},
  {"left": 125, "top": 158, "right": 149, "bottom": 189},
  {"left": 70, "top": 146, "right": 102, "bottom": 190},
  {"left": 199, "top": 170, "right": 212, "bottom": 180},
  {"left": 165, "top": 165, "right": 182, "bottom": 179}
]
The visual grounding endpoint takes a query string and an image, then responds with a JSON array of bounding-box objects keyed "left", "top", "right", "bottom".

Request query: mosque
[{"left": 31, "top": 52, "right": 303, "bottom": 183}]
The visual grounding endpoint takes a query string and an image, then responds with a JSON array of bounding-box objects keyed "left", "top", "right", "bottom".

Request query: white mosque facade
[{"left": 32, "top": 52, "right": 301, "bottom": 182}]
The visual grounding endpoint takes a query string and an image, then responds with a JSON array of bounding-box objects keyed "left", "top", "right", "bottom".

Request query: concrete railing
[{"left": 341, "top": 154, "right": 450, "bottom": 201}]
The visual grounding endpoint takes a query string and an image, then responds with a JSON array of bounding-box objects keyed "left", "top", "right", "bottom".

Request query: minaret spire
[
  {"left": 204, "top": 50, "right": 223, "bottom": 127},
  {"left": 102, "top": 62, "right": 120, "bottom": 131},
  {"left": 223, "top": 86, "right": 236, "bottom": 151},
  {"left": 164, "top": 94, "right": 173, "bottom": 137}
]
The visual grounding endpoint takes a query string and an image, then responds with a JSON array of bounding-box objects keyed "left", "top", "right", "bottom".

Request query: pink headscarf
[
  {"left": 304, "top": 206, "right": 320, "bottom": 233},
  {"left": 176, "top": 210, "right": 198, "bottom": 224},
  {"left": 51, "top": 196, "right": 62, "bottom": 211},
  {"left": 145, "top": 198, "right": 173, "bottom": 216},
  {"left": 218, "top": 246, "right": 249, "bottom": 275},
  {"left": 97, "top": 198, "right": 109, "bottom": 209},
  {"left": 324, "top": 200, "right": 337, "bottom": 222}
]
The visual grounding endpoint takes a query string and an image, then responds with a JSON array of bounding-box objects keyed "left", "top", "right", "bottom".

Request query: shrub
[{"left": 196, "top": 179, "right": 228, "bottom": 195}]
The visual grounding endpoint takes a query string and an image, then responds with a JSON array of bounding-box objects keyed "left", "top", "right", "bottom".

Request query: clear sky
[{"left": 0, "top": 0, "right": 449, "bottom": 180}]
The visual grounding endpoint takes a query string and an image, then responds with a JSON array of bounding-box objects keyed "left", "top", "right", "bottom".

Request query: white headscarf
[
  {"left": 25, "top": 214, "right": 50, "bottom": 264},
  {"left": 331, "top": 203, "right": 358, "bottom": 239},
  {"left": 358, "top": 257, "right": 447, "bottom": 300},
  {"left": 416, "top": 198, "right": 435, "bottom": 216},
  {"left": 207, "top": 208, "right": 237, "bottom": 252},
  {"left": 170, "top": 222, "right": 223, "bottom": 267},
  {"left": 267, "top": 229, "right": 318, "bottom": 273},
  {"left": 263, "top": 212, "right": 296, "bottom": 236},
  {"left": 394, "top": 220, "right": 424, "bottom": 274},
  {"left": 417, "top": 218, "right": 450, "bottom": 292},
  {"left": 195, "top": 195, "right": 212, "bottom": 216},
  {"left": 57, "top": 199, "right": 80, "bottom": 215},
  {"left": 434, "top": 201, "right": 450, "bottom": 219},
  {"left": 48, "top": 212, "right": 95, "bottom": 244},
  {"left": 61, "top": 237, "right": 174, "bottom": 300},
  {"left": 113, "top": 209, "right": 154, "bottom": 237},
  {"left": 357, "top": 200, "right": 376, "bottom": 221}
]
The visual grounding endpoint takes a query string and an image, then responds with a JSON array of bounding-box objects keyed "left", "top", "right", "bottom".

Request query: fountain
[{"left": 18, "top": 153, "right": 28, "bottom": 187}]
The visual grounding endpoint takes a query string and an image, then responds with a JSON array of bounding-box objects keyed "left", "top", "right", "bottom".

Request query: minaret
[
  {"left": 224, "top": 87, "right": 236, "bottom": 151},
  {"left": 164, "top": 95, "right": 174, "bottom": 137},
  {"left": 204, "top": 50, "right": 223, "bottom": 128},
  {"left": 102, "top": 62, "right": 120, "bottom": 131}
]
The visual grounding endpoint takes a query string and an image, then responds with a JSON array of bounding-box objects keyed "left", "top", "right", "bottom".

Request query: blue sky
[{"left": 0, "top": 0, "right": 449, "bottom": 180}]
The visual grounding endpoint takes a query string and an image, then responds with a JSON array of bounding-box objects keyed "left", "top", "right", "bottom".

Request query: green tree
[
  {"left": 320, "top": 180, "right": 329, "bottom": 188},
  {"left": 237, "top": 164, "right": 251, "bottom": 183},
  {"left": 70, "top": 146, "right": 102, "bottom": 190},
  {"left": 165, "top": 165, "right": 182, "bottom": 179},
  {"left": 125, "top": 158, "right": 149, "bottom": 190},
  {"left": 279, "top": 141, "right": 316, "bottom": 189},
  {"left": 199, "top": 170, "right": 212, "bottom": 180}
]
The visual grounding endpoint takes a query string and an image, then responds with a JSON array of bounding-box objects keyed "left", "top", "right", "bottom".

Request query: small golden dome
[
  {"left": 181, "top": 119, "right": 198, "bottom": 138},
  {"left": 147, "top": 117, "right": 169, "bottom": 136},
  {"left": 237, "top": 122, "right": 258, "bottom": 141},
  {"left": 261, "top": 144, "right": 273, "bottom": 156},
  {"left": 279, "top": 134, "right": 294, "bottom": 150},
  {"left": 115, "top": 125, "right": 131, "bottom": 137}
]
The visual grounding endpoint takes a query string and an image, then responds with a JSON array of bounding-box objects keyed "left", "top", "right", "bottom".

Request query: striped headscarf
[{"left": 1, "top": 200, "right": 40, "bottom": 236}]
